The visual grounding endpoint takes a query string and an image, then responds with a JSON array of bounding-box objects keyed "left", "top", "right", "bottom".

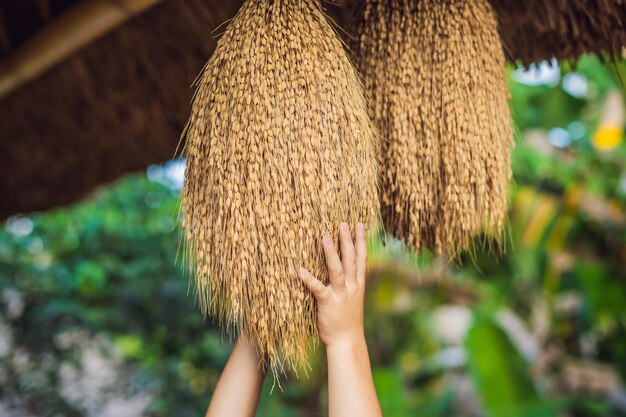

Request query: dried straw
[
  {"left": 490, "top": 0, "right": 626, "bottom": 65},
  {"left": 180, "top": 0, "right": 378, "bottom": 375},
  {"left": 353, "top": 0, "right": 513, "bottom": 257}
]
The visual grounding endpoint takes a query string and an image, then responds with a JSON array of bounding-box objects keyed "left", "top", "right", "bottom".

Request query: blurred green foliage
[{"left": 1, "top": 55, "right": 625, "bottom": 416}]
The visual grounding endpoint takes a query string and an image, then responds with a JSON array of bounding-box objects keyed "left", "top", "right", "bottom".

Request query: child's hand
[{"left": 298, "top": 222, "right": 367, "bottom": 348}]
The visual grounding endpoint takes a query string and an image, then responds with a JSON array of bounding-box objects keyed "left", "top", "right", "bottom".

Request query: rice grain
[
  {"left": 180, "top": 0, "right": 378, "bottom": 375},
  {"left": 354, "top": 0, "right": 512, "bottom": 257}
]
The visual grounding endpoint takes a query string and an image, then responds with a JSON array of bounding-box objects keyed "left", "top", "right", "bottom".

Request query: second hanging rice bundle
[{"left": 354, "top": 0, "right": 513, "bottom": 256}]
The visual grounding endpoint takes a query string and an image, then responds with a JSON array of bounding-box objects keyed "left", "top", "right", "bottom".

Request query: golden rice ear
[
  {"left": 353, "top": 0, "right": 513, "bottom": 258},
  {"left": 180, "top": 0, "right": 378, "bottom": 376}
]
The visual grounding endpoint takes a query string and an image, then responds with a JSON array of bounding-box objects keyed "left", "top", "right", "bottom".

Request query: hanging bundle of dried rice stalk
[
  {"left": 353, "top": 0, "right": 512, "bottom": 257},
  {"left": 180, "top": 0, "right": 378, "bottom": 375}
]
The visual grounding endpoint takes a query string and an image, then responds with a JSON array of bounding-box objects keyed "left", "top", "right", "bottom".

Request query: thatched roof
[
  {"left": 1, "top": 0, "right": 625, "bottom": 219},
  {"left": 491, "top": 0, "right": 626, "bottom": 64}
]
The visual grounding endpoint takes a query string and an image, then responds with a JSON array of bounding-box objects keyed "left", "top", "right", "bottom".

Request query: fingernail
[
  {"left": 323, "top": 236, "right": 333, "bottom": 246},
  {"left": 297, "top": 267, "right": 306, "bottom": 277},
  {"left": 340, "top": 222, "right": 349, "bottom": 232},
  {"left": 357, "top": 223, "right": 365, "bottom": 232}
]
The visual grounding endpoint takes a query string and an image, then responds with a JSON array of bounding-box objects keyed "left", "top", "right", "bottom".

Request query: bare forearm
[
  {"left": 326, "top": 335, "right": 383, "bottom": 417},
  {"left": 205, "top": 338, "right": 266, "bottom": 417},
  {"left": 299, "top": 223, "right": 382, "bottom": 417}
]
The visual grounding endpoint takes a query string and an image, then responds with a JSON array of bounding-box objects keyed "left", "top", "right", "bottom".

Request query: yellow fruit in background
[{"left": 593, "top": 125, "right": 623, "bottom": 150}]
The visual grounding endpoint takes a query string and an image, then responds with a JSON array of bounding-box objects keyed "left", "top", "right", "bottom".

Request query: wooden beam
[{"left": 0, "top": 0, "right": 163, "bottom": 99}]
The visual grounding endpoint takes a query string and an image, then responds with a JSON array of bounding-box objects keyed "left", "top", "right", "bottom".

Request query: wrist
[{"left": 324, "top": 331, "right": 366, "bottom": 353}]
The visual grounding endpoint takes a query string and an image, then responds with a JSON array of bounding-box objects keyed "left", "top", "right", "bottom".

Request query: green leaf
[
  {"left": 114, "top": 334, "right": 144, "bottom": 359},
  {"left": 374, "top": 368, "right": 412, "bottom": 417},
  {"left": 74, "top": 260, "right": 106, "bottom": 295},
  {"left": 466, "top": 317, "right": 554, "bottom": 417}
]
